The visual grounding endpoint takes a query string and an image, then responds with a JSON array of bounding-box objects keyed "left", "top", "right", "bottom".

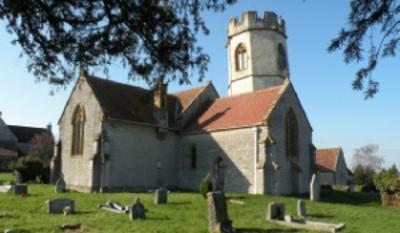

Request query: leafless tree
[
  {"left": 28, "top": 132, "right": 54, "bottom": 167},
  {"left": 352, "top": 144, "right": 384, "bottom": 171}
]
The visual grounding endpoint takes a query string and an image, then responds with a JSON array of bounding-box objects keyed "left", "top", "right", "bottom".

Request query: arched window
[
  {"left": 235, "top": 44, "right": 248, "bottom": 71},
  {"left": 285, "top": 109, "right": 298, "bottom": 159},
  {"left": 191, "top": 145, "right": 197, "bottom": 169},
  {"left": 278, "top": 44, "right": 288, "bottom": 70},
  {"left": 71, "top": 105, "right": 85, "bottom": 155}
]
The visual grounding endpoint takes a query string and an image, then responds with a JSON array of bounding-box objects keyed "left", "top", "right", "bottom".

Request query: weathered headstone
[
  {"left": 14, "top": 171, "right": 22, "bottom": 184},
  {"left": 13, "top": 184, "right": 28, "bottom": 195},
  {"left": 297, "top": 200, "right": 306, "bottom": 217},
  {"left": 310, "top": 173, "right": 320, "bottom": 201},
  {"left": 4, "top": 229, "right": 16, "bottom": 233},
  {"left": 107, "top": 201, "right": 124, "bottom": 211},
  {"left": 154, "top": 188, "right": 168, "bottom": 204},
  {"left": 129, "top": 198, "right": 147, "bottom": 220},
  {"left": 207, "top": 191, "right": 234, "bottom": 233},
  {"left": 0, "top": 185, "right": 13, "bottom": 193},
  {"left": 59, "top": 224, "right": 81, "bottom": 231},
  {"left": 55, "top": 176, "right": 66, "bottom": 193},
  {"left": 46, "top": 198, "right": 75, "bottom": 214},
  {"left": 266, "top": 202, "right": 285, "bottom": 221}
]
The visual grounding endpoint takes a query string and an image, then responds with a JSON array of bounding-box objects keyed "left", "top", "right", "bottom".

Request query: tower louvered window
[
  {"left": 278, "top": 44, "right": 288, "bottom": 71},
  {"left": 71, "top": 105, "right": 85, "bottom": 156},
  {"left": 235, "top": 44, "right": 248, "bottom": 71}
]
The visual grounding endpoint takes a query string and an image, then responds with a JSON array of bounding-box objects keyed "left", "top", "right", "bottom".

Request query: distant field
[{"left": 0, "top": 183, "right": 399, "bottom": 233}]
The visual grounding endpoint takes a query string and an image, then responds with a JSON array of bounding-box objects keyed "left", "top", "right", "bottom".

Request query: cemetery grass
[
  {"left": 1, "top": 185, "right": 400, "bottom": 232},
  {"left": 0, "top": 173, "right": 13, "bottom": 183}
]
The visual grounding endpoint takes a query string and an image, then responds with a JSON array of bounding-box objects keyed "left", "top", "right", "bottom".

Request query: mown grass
[
  {"left": 0, "top": 183, "right": 399, "bottom": 233},
  {"left": 0, "top": 172, "right": 13, "bottom": 183}
]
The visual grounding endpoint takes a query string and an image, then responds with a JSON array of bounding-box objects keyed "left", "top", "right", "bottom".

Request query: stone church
[{"left": 54, "top": 11, "right": 315, "bottom": 195}]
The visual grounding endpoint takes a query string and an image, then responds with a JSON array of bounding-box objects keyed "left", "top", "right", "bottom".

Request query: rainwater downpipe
[{"left": 253, "top": 126, "right": 258, "bottom": 194}]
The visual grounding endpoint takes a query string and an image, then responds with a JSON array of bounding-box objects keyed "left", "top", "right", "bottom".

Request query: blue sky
[{"left": 0, "top": 1, "right": 399, "bottom": 168}]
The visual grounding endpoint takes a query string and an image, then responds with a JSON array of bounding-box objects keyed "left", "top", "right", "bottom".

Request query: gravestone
[
  {"left": 154, "top": 188, "right": 168, "bottom": 204},
  {"left": 55, "top": 176, "right": 66, "bottom": 193},
  {"left": 266, "top": 202, "right": 285, "bottom": 221},
  {"left": 297, "top": 200, "right": 306, "bottom": 217},
  {"left": 310, "top": 173, "right": 320, "bottom": 201},
  {"left": 207, "top": 191, "right": 234, "bottom": 233},
  {"left": 0, "top": 185, "right": 13, "bottom": 193},
  {"left": 129, "top": 198, "right": 147, "bottom": 220},
  {"left": 46, "top": 198, "right": 75, "bottom": 214},
  {"left": 4, "top": 229, "right": 16, "bottom": 233},
  {"left": 14, "top": 171, "right": 22, "bottom": 184},
  {"left": 13, "top": 184, "right": 27, "bottom": 195}
]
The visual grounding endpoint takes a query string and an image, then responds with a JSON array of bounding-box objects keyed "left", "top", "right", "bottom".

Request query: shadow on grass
[
  {"left": 75, "top": 210, "right": 94, "bottom": 215},
  {"left": 147, "top": 216, "right": 170, "bottom": 221},
  {"left": 167, "top": 201, "right": 192, "bottom": 206},
  {"left": 237, "top": 228, "right": 300, "bottom": 233},
  {"left": 307, "top": 213, "right": 334, "bottom": 219},
  {"left": 320, "top": 190, "right": 380, "bottom": 206}
]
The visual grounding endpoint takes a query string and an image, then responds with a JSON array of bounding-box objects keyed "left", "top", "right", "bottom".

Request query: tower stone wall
[{"left": 227, "top": 11, "right": 289, "bottom": 96}]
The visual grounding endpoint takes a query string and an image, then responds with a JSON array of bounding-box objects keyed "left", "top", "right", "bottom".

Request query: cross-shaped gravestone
[
  {"left": 207, "top": 191, "right": 234, "bottom": 233},
  {"left": 129, "top": 198, "right": 147, "bottom": 220}
]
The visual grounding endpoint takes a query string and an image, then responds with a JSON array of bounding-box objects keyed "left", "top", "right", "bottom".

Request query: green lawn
[
  {"left": 0, "top": 184, "right": 399, "bottom": 233},
  {"left": 0, "top": 172, "right": 14, "bottom": 183}
]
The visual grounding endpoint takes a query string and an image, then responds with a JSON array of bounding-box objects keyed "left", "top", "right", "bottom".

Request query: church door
[
  {"left": 290, "top": 162, "right": 300, "bottom": 194},
  {"left": 92, "top": 152, "right": 103, "bottom": 192}
]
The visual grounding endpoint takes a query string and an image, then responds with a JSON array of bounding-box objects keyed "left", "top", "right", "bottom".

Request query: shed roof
[{"left": 316, "top": 147, "right": 341, "bottom": 173}]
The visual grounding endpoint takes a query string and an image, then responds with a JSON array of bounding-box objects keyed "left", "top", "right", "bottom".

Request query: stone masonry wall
[
  {"left": 104, "top": 121, "right": 179, "bottom": 191},
  {"left": 266, "top": 84, "right": 313, "bottom": 195},
  {"left": 335, "top": 153, "right": 349, "bottom": 185},
  {"left": 59, "top": 77, "right": 104, "bottom": 192},
  {"left": 320, "top": 172, "right": 335, "bottom": 185},
  {"left": 179, "top": 127, "right": 256, "bottom": 193}
]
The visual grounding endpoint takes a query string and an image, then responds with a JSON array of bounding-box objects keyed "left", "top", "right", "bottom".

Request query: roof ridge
[
  {"left": 86, "top": 75, "right": 150, "bottom": 92},
  {"left": 317, "top": 147, "right": 341, "bottom": 151},
  {"left": 215, "top": 84, "right": 284, "bottom": 101},
  {"left": 8, "top": 125, "right": 47, "bottom": 130},
  {"left": 170, "top": 81, "right": 210, "bottom": 95}
]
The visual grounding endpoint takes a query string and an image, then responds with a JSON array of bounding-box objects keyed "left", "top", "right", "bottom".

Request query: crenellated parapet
[{"left": 228, "top": 11, "right": 286, "bottom": 38}]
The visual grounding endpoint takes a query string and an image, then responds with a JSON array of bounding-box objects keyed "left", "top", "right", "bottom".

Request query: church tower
[{"left": 227, "top": 11, "right": 289, "bottom": 96}]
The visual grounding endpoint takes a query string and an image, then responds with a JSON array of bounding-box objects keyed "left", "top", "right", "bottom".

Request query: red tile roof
[
  {"left": 85, "top": 76, "right": 210, "bottom": 128},
  {"left": 171, "top": 83, "right": 209, "bottom": 111},
  {"left": 316, "top": 148, "right": 341, "bottom": 173},
  {"left": 185, "top": 84, "right": 285, "bottom": 132}
]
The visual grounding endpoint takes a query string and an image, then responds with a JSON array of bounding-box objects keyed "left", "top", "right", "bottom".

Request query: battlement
[{"left": 228, "top": 11, "right": 286, "bottom": 37}]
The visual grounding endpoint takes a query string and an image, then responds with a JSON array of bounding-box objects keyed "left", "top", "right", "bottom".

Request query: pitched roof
[
  {"left": 7, "top": 125, "right": 48, "bottom": 143},
  {"left": 85, "top": 76, "right": 210, "bottom": 128},
  {"left": 185, "top": 84, "right": 286, "bottom": 133},
  {"left": 316, "top": 147, "right": 341, "bottom": 173},
  {"left": 171, "top": 82, "right": 211, "bottom": 111}
]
